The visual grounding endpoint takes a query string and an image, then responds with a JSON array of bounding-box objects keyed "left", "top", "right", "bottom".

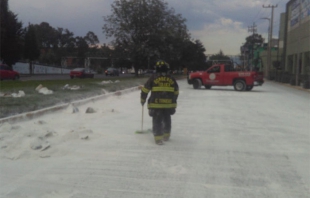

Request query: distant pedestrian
[{"left": 140, "top": 60, "right": 179, "bottom": 145}]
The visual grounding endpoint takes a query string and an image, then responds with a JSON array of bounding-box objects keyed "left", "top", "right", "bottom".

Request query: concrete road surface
[{"left": 0, "top": 80, "right": 309, "bottom": 198}]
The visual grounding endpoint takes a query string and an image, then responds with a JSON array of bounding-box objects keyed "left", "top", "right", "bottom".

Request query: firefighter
[{"left": 140, "top": 60, "right": 179, "bottom": 145}]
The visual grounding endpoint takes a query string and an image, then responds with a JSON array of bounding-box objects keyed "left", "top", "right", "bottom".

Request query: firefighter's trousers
[{"left": 149, "top": 109, "right": 173, "bottom": 140}]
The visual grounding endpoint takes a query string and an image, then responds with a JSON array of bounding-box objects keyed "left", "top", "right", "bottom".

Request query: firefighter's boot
[
  {"left": 154, "top": 136, "right": 164, "bottom": 145},
  {"left": 163, "top": 133, "right": 170, "bottom": 141}
]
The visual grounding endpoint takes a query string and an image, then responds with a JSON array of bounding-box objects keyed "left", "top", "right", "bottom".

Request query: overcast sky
[{"left": 9, "top": 0, "right": 286, "bottom": 55}]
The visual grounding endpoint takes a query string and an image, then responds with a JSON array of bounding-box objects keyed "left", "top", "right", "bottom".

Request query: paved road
[{"left": 0, "top": 80, "right": 309, "bottom": 198}]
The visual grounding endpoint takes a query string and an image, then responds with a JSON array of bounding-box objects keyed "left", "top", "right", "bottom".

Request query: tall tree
[
  {"left": 181, "top": 40, "right": 206, "bottom": 71},
  {"left": 33, "top": 22, "right": 58, "bottom": 49},
  {"left": 244, "top": 33, "right": 264, "bottom": 47},
  {"left": 56, "top": 28, "right": 76, "bottom": 49},
  {"left": 0, "top": 0, "right": 24, "bottom": 67},
  {"left": 103, "top": 0, "right": 190, "bottom": 75},
  {"left": 209, "top": 50, "right": 231, "bottom": 63},
  {"left": 84, "top": 31, "right": 99, "bottom": 46},
  {"left": 84, "top": 31, "right": 100, "bottom": 56},
  {"left": 54, "top": 28, "right": 76, "bottom": 65},
  {"left": 24, "top": 24, "right": 40, "bottom": 74},
  {"left": 75, "top": 36, "right": 89, "bottom": 66},
  {"left": 241, "top": 33, "right": 264, "bottom": 59}
]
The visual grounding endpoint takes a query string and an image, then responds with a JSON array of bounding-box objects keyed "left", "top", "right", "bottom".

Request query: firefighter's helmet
[{"left": 155, "top": 60, "right": 169, "bottom": 73}]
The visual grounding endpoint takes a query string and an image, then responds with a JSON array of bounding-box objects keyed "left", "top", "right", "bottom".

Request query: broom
[{"left": 135, "top": 105, "right": 150, "bottom": 133}]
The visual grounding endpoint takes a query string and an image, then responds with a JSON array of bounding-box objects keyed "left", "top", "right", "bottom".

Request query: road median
[{"left": 0, "top": 86, "right": 140, "bottom": 124}]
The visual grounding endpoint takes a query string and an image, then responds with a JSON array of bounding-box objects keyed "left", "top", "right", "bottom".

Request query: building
[{"left": 283, "top": 0, "right": 310, "bottom": 84}]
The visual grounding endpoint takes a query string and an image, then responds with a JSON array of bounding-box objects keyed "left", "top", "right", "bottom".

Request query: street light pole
[{"left": 261, "top": 17, "right": 271, "bottom": 78}]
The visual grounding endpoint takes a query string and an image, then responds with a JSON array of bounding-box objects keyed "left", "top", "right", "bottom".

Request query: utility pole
[
  {"left": 248, "top": 23, "right": 257, "bottom": 70},
  {"left": 263, "top": 4, "right": 278, "bottom": 79},
  {"left": 261, "top": 17, "right": 271, "bottom": 78}
]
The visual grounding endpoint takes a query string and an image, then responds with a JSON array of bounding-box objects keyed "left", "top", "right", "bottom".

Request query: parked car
[
  {"left": 70, "top": 68, "right": 94, "bottom": 79},
  {"left": 144, "top": 69, "right": 155, "bottom": 74},
  {"left": 0, "top": 64, "right": 20, "bottom": 80},
  {"left": 105, "top": 68, "right": 119, "bottom": 76}
]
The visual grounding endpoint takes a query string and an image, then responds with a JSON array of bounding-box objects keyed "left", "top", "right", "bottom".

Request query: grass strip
[{"left": 0, "top": 77, "right": 148, "bottom": 119}]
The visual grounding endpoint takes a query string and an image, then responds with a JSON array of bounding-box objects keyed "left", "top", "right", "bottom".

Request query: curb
[{"left": 0, "top": 86, "right": 140, "bottom": 124}]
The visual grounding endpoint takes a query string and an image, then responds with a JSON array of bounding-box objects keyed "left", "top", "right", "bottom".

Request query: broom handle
[{"left": 141, "top": 105, "right": 144, "bottom": 132}]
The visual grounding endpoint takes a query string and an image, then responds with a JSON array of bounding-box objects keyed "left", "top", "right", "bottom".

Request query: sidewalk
[{"left": 266, "top": 79, "right": 310, "bottom": 93}]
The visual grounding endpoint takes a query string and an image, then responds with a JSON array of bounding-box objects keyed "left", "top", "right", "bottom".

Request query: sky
[{"left": 9, "top": 0, "right": 287, "bottom": 55}]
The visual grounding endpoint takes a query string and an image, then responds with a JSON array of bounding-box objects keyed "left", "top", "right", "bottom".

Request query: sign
[{"left": 290, "top": 0, "right": 310, "bottom": 29}]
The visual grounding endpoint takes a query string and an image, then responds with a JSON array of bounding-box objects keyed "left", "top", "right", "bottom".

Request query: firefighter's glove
[{"left": 141, "top": 102, "right": 145, "bottom": 106}]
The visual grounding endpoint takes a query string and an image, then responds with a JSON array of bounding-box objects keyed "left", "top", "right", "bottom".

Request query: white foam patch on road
[{"left": 0, "top": 88, "right": 143, "bottom": 160}]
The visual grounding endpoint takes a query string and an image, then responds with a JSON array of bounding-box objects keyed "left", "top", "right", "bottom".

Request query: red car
[
  {"left": 70, "top": 68, "right": 94, "bottom": 79},
  {"left": 0, "top": 64, "right": 20, "bottom": 80}
]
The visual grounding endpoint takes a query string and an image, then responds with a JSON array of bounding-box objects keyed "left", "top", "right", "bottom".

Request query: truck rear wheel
[
  {"left": 193, "top": 79, "right": 202, "bottom": 89},
  {"left": 204, "top": 85, "right": 212, "bottom": 89},
  {"left": 234, "top": 80, "right": 246, "bottom": 91}
]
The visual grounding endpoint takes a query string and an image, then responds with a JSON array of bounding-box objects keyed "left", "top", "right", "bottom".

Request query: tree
[
  {"left": 33, "top": 22, "right": 58, "bottom": 49},
  {"left": 244, "top": 33, "right": 264, "bottom": 47},
  {"left": 103, "top": 0, "right": 190, "bottom": 75},
  {"left": 84, "top": 31, "right": 100, "bottom": 56},
  {"left": 24, "top": 24, "right": 40, "bottom": 74},
  {"left": 56, "top": 28, "right": 76, "bottom": 49},
  {"left": 241, "top": 33, "right": 264, "bottom": 60},
  {"left": 75, "top": 36, "right": 89, "bottom": 66},
  {"left": 181, "top": 40, "right": 206, "bottom": 71},
  {"left": 0, "top": 0, "right": 24, "bottom": 67},
  {"left": 207, "top": 50, "right": 231, "bottom": 68},
  {"left": 84, "top": 31, "right": 99, "bottom": 46},
  {"left": 54, "top": 28, "right": 76, "bottom": 65},
  {"left": 209, "top": 50, "right": 231, "bottom": 61}
]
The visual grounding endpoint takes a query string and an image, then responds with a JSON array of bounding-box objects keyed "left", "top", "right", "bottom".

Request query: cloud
[
  {"left": 10, "top": 0, "right": 113, "bottom": 43},
  {"left": 191, "top": 17, "right": 248, "bottom": 55},
  {"left": 9, "top": 0, "right": 286, "bottom": 55},
  {"left": 212, "top": 0, "right": 270, "bottom": 10}
]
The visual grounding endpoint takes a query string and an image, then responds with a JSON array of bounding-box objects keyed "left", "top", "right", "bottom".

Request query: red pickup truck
[{"left": 187, "top": 64, "right": 264, "bottom": 91}]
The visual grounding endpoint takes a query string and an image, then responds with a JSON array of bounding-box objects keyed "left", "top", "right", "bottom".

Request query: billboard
[
  {"left": 300, "top": 0, "right": 310, "bottom": 20},
  {"left": 290, "top": 0, "right": 310, "bottom": 29}
]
